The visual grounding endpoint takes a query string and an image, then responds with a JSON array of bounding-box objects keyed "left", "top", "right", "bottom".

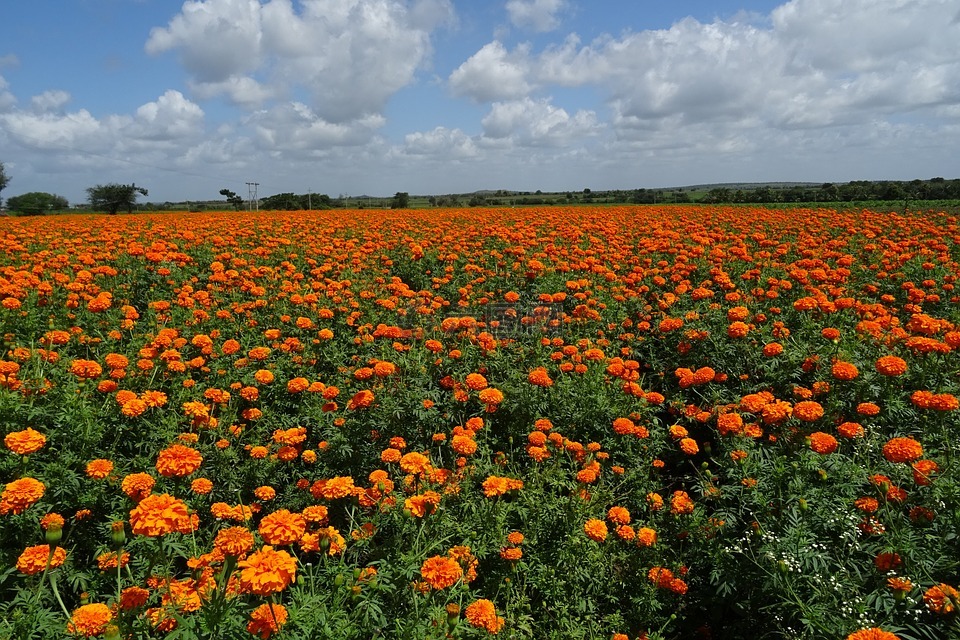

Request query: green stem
[{"left": 48, "top": 572, "right": 72, "bottom": 621}]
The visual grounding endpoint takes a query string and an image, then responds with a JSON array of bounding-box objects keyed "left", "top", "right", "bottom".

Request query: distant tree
[
  {"left": 219, "top": 188, "right": 244, "bottom": 211},
  {"left": 259, "top": 193, "right": 302, "bottom": 210},
  {"left": 391, "top": 192, "right": 410, "bottom": 209},
  {"left": 6, "top": 192, "right": 69, "bottom": 215},
  {"left": 0, "top": 162, "right": 9, "bottom": 208},
  {"left": 87, "top": 183, "right": 148, "bottom": 215}
]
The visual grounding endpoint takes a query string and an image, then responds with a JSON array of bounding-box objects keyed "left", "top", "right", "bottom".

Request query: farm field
[{"left": 1, "top": 206, "right": 959, "bottom": 640}]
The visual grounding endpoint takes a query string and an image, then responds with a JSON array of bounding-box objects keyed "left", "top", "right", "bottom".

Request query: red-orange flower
[
  {"left": 923, "top": 583, "right": 959, "bottom": 615},
  {"left": 809, "top": 432, "right": 838, "bottom": 454},
  {"left": 882, "top": 437, "right": 923, "bottom": 463},
  {"left": 584, "top": 518, "right": 608, "bottom": 542},
  {"left": 214, "top": 526, "right": 255, "bottom": 557},
  {"left": 875, "top": 355, "right": 908, "bottom": 376}
]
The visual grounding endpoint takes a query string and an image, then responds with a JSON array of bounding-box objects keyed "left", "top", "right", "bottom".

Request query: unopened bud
[
  {"left": 110, "top": 521, "right": 126, "bottom": 548},
  {"left": 45, "top": 525, "right": 62, "bottom": 545}
]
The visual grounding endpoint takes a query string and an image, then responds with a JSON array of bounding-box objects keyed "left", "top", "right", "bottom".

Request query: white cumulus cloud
[{"left": 505, "top": 0, "right": 566, "bottom": 32}]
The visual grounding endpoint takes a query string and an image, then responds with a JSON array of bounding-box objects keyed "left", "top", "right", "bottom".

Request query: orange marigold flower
[
  {"left": 237, "top": 545, "right": 297, "bottom": 595},
  {"left": 465, "top": 373, "right": 488, "bottom": 390},
  {"left": 670, "top": 490, "right": 694, "bottom": 515},
  {"left": 421, "top": 555, "right": 463, "bottom": 589},
  {"left": 923, "top": 583, "right": 960, "bottom": 615},
  {"left": 119, "top": 586, "right": 150, "bottom": 611},
  {"left": 636, "top": 527, "right": 657, "bottom": 547},
  {"left": 4, "top": 427, "right": 46, "bottom": 455},
  {"left": 882, "top": 437, "right": 923, "bottom": 463},
  {"left": 319, "top": 476, "right": 356, "bottom": 500},
  {"left": 912, "top": 459, "right": 939, "bottom": 486},
  {"left": 129, "top": 493, "right": 191, "bottom": 537},
  {"left": 793, "top": 401, "right": 824, "bottom": 422},
  {"left": 478, "top": 387, "right": 504, "bottom": 405},
  {"left": 86, "top": 459, "right": 114, "bottom": 479},
  {"left": 809, "top": 432, "right": 838, "bottom": 454},
  {"left": 247, "top": 603, "right": 288, "bottom": 639},
  {"left": 258, "top": 509, "right": 306, "bottom": 546},
  {"left": 121, "top": 473, "right": 155, "bottom": 501},
  {"left": 191, "top": 478, "right": 214, "bottom": 495},
  {"left": 679, "top": 437, "right": 699, "bottom": 456},
  {"left": 832, "top": 361, "right": 859, "bottom": 381},
  {"left": 254, "top": 369, "right": 275, "bottom": 385},
  {"left": 347, "top": 389, "right": 375, "bottom": 410},
  {"left": 528, "top": 367, "right": 554, "bottom": 387},
  {"left": 584, "top": 518, "right": 608, "bottom": 542},
  {"left": 156, "top": 444, "right": 203, "bottom": 477},
  {"left": 845, "top": 629, "right": 901, "bottom": 640},
  {"left": 482, "top": 475, "right": 523, "bottom": 497},
  {"left": 838, "top": 422, "right": 865, "bottom": 438},
  {"left": 69, "top": 359, "right": 103, "bottom": 379},
  {"left": 648, "top": 566, "right": 675, "bottom": 588},
  {"left": 399, "top": 452, "right": 430, "bottom": 475},
  {"left": 607, "top": 506, "right": 631, "bottom": 525},
  {"left": 67, "top": 603, "right": 112, "bottom": 637},
  {"left": 464, "top": 599, "right": 505, "bottom": 634},
  {"left": 17, "top": 544, "right": 67, "bottom": 574},
  {"left": 1, "top": 477, "right": 45, "bottom": 515},
  {"left": 214, "top": 526, "right": 255, "bottom": 557},
  {"left": 875, "top": 355, "right": 908, "bottom": 377},
  {"left": 857, "top": 402, "right": 880, "bottom": 416},
  {"left": 716, "top": 413, "right": 744, "bottom": 436}
]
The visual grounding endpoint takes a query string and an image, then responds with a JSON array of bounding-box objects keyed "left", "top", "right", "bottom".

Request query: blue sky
[{"left": 1, "top": 0, "right": 959, "bottom": 204}]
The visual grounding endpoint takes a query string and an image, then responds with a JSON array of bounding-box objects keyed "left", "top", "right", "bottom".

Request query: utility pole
[{"left": 246, "top": 182, "right": 259, "bottom": 211}]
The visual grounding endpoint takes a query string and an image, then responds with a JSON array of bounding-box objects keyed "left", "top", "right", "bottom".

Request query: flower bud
[
  {"left": 45, "top": 524, "right": 62, "bottom": 545},
  {"left": 110, "top": 521, "right": 126, "bottom": 548}
]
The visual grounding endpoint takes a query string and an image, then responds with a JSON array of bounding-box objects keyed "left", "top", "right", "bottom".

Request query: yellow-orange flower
[
  {"left": 67, "top": 603, "right": 112, "bottom": 637},
  {"left": 258, "top": 509, "right": 306, "bottom": 546},
  {"left": 121, "top": 473, "right": 155, "bottom": 501},
  {"left": 1, "top": 477, "right": 45, "bottom": 515},
  {"left": 214, "top": 526, "right": 255, "bottom": 557},
  {"left": 4, "top": 427, "right": 46, "bottom": 455},
  {"left": 156, "top": 444, "right": 203, "bottom": 477},
  {"left": 247, "top": 603, "right": 288, "bottom": 639},
  {"left": 923, "top": 583, "right": 959, "bottom": 615},
  {"left": 464, "top": 599, "right": 504, "bottom": 634},
  {"left": 17, "top": 544, "right": 67, "bottom": 574},
  {"left": 875, "top": 355, "right": 908, "bottom": 376},
  {"left": 420, "top": 555, "right": 463, "bottom": 589},
  {"left": 237, "top": 545, "right": 297, "bottom": 595},
  {"left": 129, "top": 493, "right": 191, "bottom": 537},
  {"left": 809, "top": 432, "right": 838, "bottom": 454},
  {"left": 584, "top": 518, "right": 608, "bottom": 542},
  {"left": 86, "top": 459, "right": 114, "bottom": 479}
]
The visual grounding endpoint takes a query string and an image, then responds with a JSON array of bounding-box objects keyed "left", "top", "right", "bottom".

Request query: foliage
[
  {"left": 5, "top": 192, "right": 69, "bottom": 216},
  {"left": 0, "top": 206, "right": 959, "bottom": 640},
  {"left": 87, "top": 183, "right": 149, "bottom": 215},
  {"left": 219, "top": 189, "right": 245, "bottom": 211}
]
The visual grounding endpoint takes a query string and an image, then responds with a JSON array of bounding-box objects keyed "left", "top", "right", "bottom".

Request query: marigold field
[{"left": 1, "top": 206, "right": 959, "bottom": 640}]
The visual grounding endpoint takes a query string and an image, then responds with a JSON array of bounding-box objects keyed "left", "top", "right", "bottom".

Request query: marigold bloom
[
  {"left": 528, "top": 367, "right": 554, "bottom": 387},
  {"left": 809, "top": 432, "right": 838, "bottom": 454},
  {"left": 465, "top": 599, "right": 505, "bottom": 634},
  {"left": 607, "top": 506, "right": 631, "bottom": 525},
  {"left": 882, "top": 437, "right": 923, "bottom": 463},
  {"left": 247, "top": 603, "right": 288, "bottom": 639},
  {"left": 636, "top": 527, "right": 657, "bottom": 547},
  {"left": 832, "top": 361, "right": 859, "bottom": 381},
  {"left": 482, "top": 475, "right": 523, "bottom": 497},
  {"left": 129, "top": 493, "right": 191, "bottom": 537},
  {"left": 4, "top": 427, "right": 46, "bottom": 455},
  {"left": 214, "top": 526, "right": 255, "bottom": 557},
  {"left": 875, "top": 355, "right": 908, "bottom": 376},
  {"left": 121, "top": 473, "right": 155, "bottom": 501},
  {"left": 237, "top": 545, "right": 297, "bottom": 595},
  {"left": 421, "top": 555, "right": 463, "bottom": 589},
  {"left": 399, "top": 452, "right": 430, "bottom": 475},
  {"left": 17, "top": 544, "right": 67, "bottom": 574},
  {"left": 838, "top": 422, "right": 865, "bottom": 438},
  {"left": 86, "top": 459, "right": 114, "bottom": 479},
  {"left": 259, "top": 509, "right": 306, "bottom": 546},
  {"left": 923, "top": 583, "right": 959, "bottom": 615},
  {"left": 67, "top": 603, "right": 112, "bottom": 637},
  {"left": 120, "top": 586, "right": 150, "bottom": 611},
  {"left": 912, "top": 459, "right": 939, "bottom": 485},
  {"left": 191, "top": 478, "right": 214, "bottom": 494},
  {"left": 1, "top": 477, "right": 45, "bottom": 515},
  {"left": 793, "top": 401, "right": 824, "bottom": 422},
  {"left": 584, "top": 518, "right": 608, "bottom": 542},
  {"left": 670, "top": 490, "right": 694, "bottom": 515},
  {"left": 679, "top": 437, "right": 699, "bottom": 455},
  {"left": 319, "top": 476, "right": 356, "bottom": 499},
  {"left": 155, "top": 444, "right": 203, "bottom": 477}
]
